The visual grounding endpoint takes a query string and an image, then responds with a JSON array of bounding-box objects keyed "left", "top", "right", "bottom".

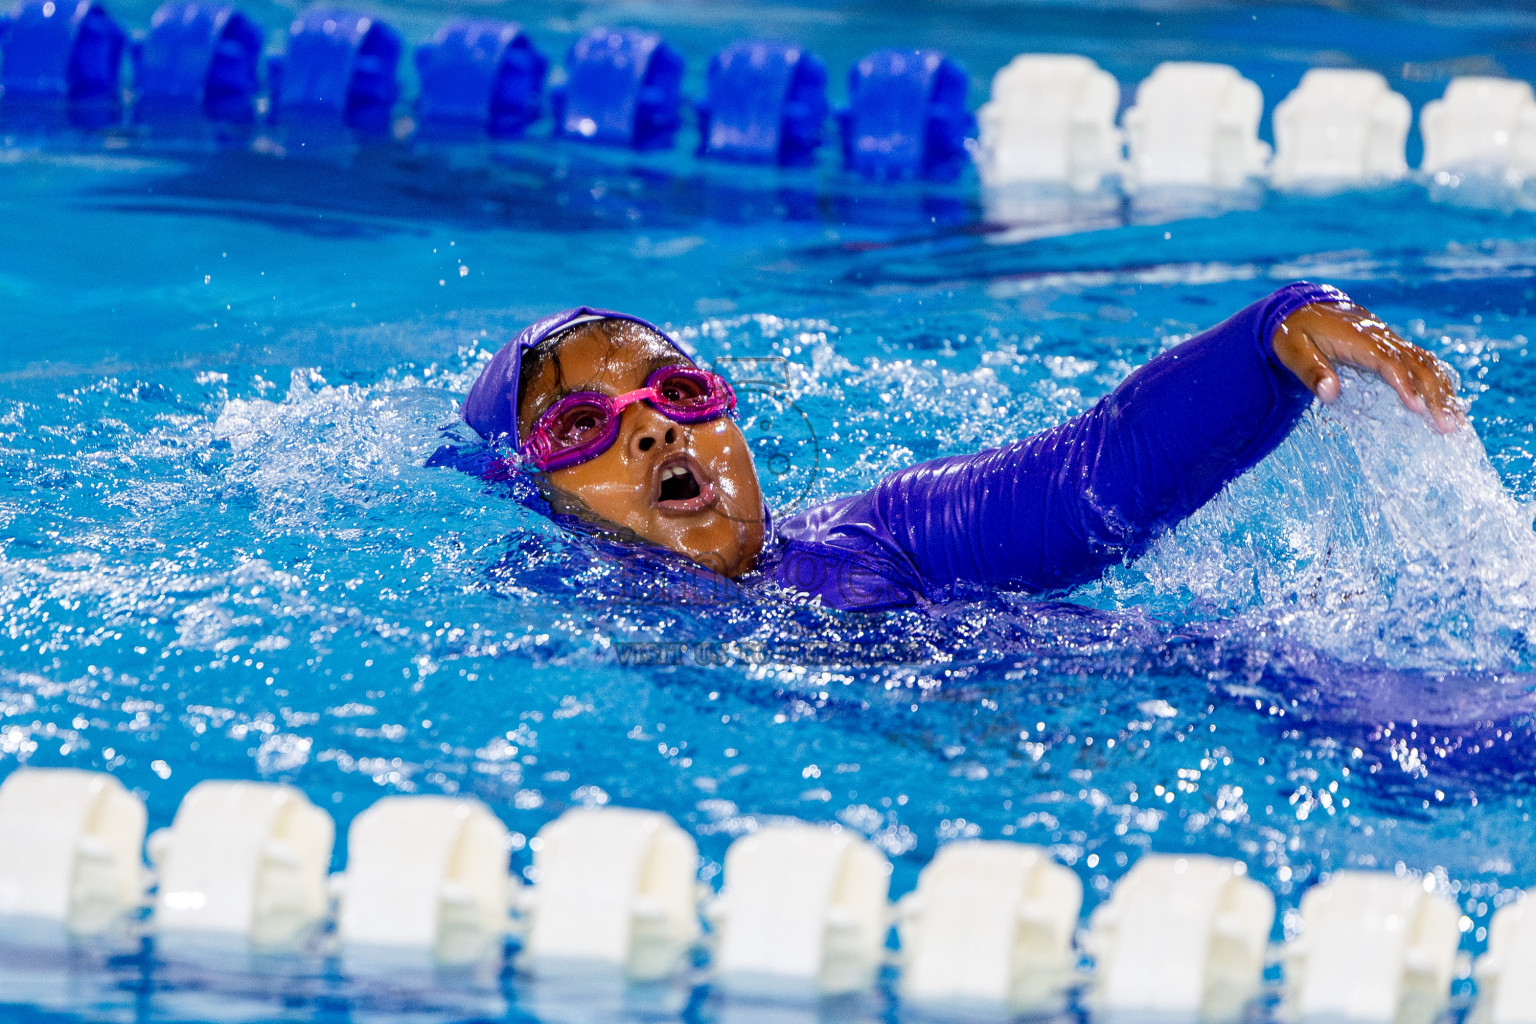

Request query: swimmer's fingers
[
  {"left": 1378, "top": 324, "right": 1463, "bottom": 432},
  {"left": 1331, "top": 311, "right": 1464, "bottom": 434},
  {"left": 1423, "top": 360, "right": 1464, "bottom": 432},
  {"left": 1378, "top": 332, "right": 1462, "bottom": 434},
  {"left": 1276, "top": 302, "right": 1463, "bottom": 434}
]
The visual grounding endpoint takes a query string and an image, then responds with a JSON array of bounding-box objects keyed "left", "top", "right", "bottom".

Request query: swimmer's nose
[{"left": 627, "top": 404, "right": 682, "bottom": 458}]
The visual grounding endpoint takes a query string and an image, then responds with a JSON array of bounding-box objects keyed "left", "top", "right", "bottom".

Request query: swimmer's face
[{"left": 518, "top": 321, "right": 766, "bottom": 578}]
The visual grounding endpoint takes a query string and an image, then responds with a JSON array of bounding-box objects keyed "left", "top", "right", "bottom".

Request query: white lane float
[
  {"left": 897, "top": 839, "right": 1082, "bottom": 1014},
  {"left": 1472, "top": 893, "right": 1536, "bottom": 1024},
  {"left": 1420, "top": 76, "right": 1536, "bottom": 182},
  {"left": 974, "top": 54, "right": 1122, "bottom": 191},
  {"left": 1282, "top": 870, "right": 1460, "bottom": 1023},
  {"left": 147, "top": 780, "right": 334, "bottom": 949},
  {"left": 1271, "top": 68, "right": 1411, "bottom": 188},
  {"left": 1087, "top": 853, "right": 1274, "bottom": 1022},
  {"left": 0, "top": 768, "right": 148, "bottom": 936},
  {"left": 708, "top": 822, "right": 892, "bottom": 998},
  {"left": 0, "top": 770, "right": 1503, "bottom": 1022},
  {"left": 519, "top": 806, "right": 700, "bottom": 980},
  {"left": 335, "top": 794, "right": 516, "bottom": 966},
  {"left": 1123, "top": 61, "right": 1270, "bottom": 189}
]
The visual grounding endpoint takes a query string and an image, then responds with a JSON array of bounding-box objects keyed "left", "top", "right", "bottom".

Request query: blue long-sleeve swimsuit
[{"left": 756, "top": 281, "right": 1347, "bottom": 609}]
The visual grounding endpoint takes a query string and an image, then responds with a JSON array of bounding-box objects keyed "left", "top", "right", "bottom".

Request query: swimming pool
[{"left": 5, "top": 0, "right": 1536, "bottom": 1019}]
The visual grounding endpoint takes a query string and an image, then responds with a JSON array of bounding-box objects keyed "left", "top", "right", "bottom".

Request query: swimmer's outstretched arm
[{"left": 769, "top": 282, "right": 1460, "bottom": 606}]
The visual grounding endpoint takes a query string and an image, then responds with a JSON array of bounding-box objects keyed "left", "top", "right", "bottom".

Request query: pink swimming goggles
[{"left": 519, "top": 364, "right": 738, "bottom": 471}]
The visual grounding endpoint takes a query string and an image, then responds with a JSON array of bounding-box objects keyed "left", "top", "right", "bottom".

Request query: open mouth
[{"left": 653, "top": 455, "right": 716, "bottom": 515}]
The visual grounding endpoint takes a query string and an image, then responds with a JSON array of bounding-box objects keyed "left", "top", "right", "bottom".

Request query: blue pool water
[{"left": 7, "top": 0, "right": 1536, "bottom": 1019}]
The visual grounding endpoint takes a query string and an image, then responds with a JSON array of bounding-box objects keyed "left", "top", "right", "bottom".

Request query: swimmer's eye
[
  {"left": 547, "top": 400, "right": 610, "bottom": 444},
  {"left": 656, "top": 371, "right": 710, "bottom": 407}
]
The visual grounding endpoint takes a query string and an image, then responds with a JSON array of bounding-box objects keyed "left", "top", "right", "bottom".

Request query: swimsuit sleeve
[{"left": 767, "top": 281, "right": 1350, "bottom": 609}]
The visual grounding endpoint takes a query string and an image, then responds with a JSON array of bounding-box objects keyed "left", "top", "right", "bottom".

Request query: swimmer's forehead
[
  {"left": 539, "top": 324, "right": 689, "bottom": 390},
  {"left": 559, "top": 317, "right": 680, "bottom": 358},
  {"left": 520, "top": 320, "right": 693, "bottom": 422},
  {"left": 544, "top": 318, "right": 690, "bottom": 383}
]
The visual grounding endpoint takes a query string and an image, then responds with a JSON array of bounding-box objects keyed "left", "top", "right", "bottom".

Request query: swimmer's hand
[{"left": 1272, "top": 302, "right": 1463, "bottom": 434}]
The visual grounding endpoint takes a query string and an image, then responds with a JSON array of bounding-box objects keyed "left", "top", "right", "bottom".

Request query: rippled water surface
[{"left": 6, "top": 0, "right": 1536, "bottom": 1020}]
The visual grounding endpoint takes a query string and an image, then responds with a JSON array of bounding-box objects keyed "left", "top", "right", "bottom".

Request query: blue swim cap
[{"left": 463, "top": 307, "right": 695, "bottom": 448}]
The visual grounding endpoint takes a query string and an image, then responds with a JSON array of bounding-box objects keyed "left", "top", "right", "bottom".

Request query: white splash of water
[
  {"left": 212, "top": 367, "right": 457, "bottom": 530},
  {"left": 1113, "top": 371, "right": 1536, "bottom": 671}
]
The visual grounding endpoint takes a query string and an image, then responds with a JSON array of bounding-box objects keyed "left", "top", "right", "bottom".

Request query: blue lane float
[
  {"left": 697, "top": 40, "right": 827, "bottom": 166},
  {"left": 0, "top": 0, "right": 126, "bottom": 124},
  {"left": 134, "top": 2, "right": 262, "bottom": 124},
  {"left": 553, "top": 27, "right": 683, "bottom": 150},
  {"left": 840, "top": 49, "right": 974, "bottom": 182},
  {"left": 271, "top": 6, "right": 400, "bottom": 134},
  {"left": 0, "top": 2, "right": 990, "bottom": 183},
  {"left": 414, "top": 18, "right": 546, "bottom": 140}
]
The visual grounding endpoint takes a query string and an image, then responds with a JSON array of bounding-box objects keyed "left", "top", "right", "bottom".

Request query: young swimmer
[{"left": 462, "top": 283, "right": 1461, "bottom": 610}]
